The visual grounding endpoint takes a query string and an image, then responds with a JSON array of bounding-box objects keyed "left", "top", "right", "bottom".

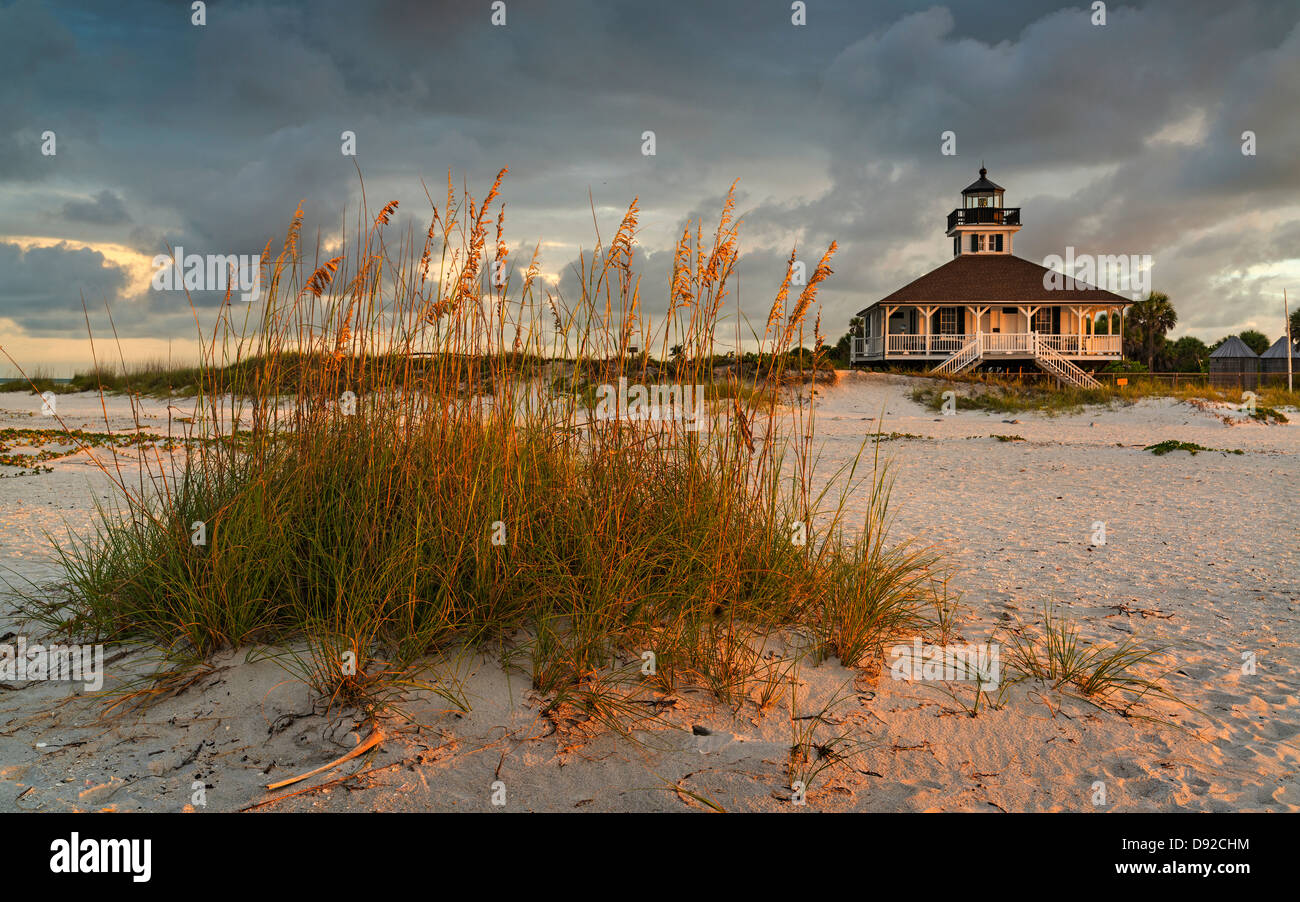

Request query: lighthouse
[
  {"left": 946, "top": 165, "right": 1022, "bottom": 257},
  {"left": 848, "top": 166, "right": 1129, "bottom": 387}
]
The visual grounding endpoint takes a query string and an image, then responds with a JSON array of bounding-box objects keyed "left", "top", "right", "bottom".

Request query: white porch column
[
  {"left": 1019, "top": 305, "right": 1040, "bottom": 337},
  {"left": 919, "top": 305, "right": 935, "bottom": 354},
  {"left": 972, "top": 306, "right": 988, "bottom": 347}
]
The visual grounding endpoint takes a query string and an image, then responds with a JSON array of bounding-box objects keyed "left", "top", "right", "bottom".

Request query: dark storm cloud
[
  {"left": 2, "top": 0, "right": 1298, "bottom": 357},
  {"left": 0, "top": 241, "right": 128, "bottom": 334},
  {"left": 60, "top": 188, "right": 129, "bottom": 224}
]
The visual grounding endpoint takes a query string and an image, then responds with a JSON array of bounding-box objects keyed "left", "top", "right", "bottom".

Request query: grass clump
[
  {"left": 1006, "top": 606, "right": 1181, "bottom": 714},
  {"left": 1250, "top": 405, "right": 1289, "bottom": 424},
  {"left": 787, "top": 682, "right": 873, "bottom": 796},
  {"left": 1143, "top": 440, "right": 1242, "bottom": 456},
  {"left": 14, "top": 172, "right": 941, "bottom": 720},
  {"left": 911, "top": 382, "right": 1114, "bottom": 416}
]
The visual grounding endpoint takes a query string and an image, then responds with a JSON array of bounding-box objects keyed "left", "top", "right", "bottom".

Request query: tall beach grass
[{"left": 15, "top": 171, "right": 942, "bottom": 719}]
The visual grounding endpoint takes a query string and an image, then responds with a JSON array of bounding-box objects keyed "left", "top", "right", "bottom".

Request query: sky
[{"left": 2, "top": 0, "right": 1298, "bottom": 375}]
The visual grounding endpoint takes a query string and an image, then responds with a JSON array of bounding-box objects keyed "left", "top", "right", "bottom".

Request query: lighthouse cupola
[{"left": 946, "top": 165, "right": 1022, "bottom": 257}]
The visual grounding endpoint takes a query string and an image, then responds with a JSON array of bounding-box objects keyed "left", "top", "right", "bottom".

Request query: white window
[{"left": 939, "top": 308, "right": 958, "bottom": 334}]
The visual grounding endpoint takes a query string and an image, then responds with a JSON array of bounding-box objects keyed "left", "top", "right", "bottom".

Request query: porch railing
[
  {"left": 1040, "top": 334, "right": 1122, "bottom": 355},
  {"left": 982, "top": 332, "right": 1029, "bottom": 353},
  {"left": 946, "top": 207, "right": 1021, "bottom": 230},
  {"left": 851, "top": 332, "right": 1121, "bottom": 361}
]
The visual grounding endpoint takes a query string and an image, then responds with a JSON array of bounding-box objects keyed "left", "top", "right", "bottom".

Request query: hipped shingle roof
[{"left": 857, "top": 254, "right": 1131, "bottom": 315}]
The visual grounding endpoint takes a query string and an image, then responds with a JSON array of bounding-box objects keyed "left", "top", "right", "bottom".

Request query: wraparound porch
[
  {"left": 851, "top": 332, "right": 1122, "bottom": 361},
  {"left": 849, "top": 302, "right": 1127, "bottom": 365}
]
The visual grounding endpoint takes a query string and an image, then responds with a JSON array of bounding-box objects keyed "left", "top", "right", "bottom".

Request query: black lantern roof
[{"left": 961, "top": 166, "right": 1004, "bottom": 195}]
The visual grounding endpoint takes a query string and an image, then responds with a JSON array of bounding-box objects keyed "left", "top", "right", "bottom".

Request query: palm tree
[
  {"left": 1127, "top": 292, "right": 1177, "bottom": 371},
  {"left": 1238, "top": 329, "right": 1270, "bottom": 355}
]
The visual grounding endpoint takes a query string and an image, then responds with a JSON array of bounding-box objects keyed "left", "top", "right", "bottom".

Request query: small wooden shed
[
  {"left": 1260, "top": 335, "right": 1299, "bottom": 387},
  {"left": 1260, "top": 335, "right": 1299, "bottom": 372},
  {"left": 1208, "top": 335, "right": 1260, "bottom": 389}
]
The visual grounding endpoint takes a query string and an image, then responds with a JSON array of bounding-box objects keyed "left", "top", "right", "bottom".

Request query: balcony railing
[
  {"left": 849, "top": 332, "right": 1121, "bottom": 362},
  {"left": 946, "top": 207, "right": 1021, "bottom": 230}
]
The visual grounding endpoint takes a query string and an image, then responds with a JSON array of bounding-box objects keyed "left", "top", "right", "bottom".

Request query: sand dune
[{"left": 1, "top": 375, "right": 1296, "bottom": 812}]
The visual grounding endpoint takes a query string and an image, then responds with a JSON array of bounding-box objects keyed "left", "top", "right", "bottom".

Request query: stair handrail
[
  {"left": 1034, "top": 339, "right": 1100, "bottom": 388},
  {"left": 932, "top": 334, "right": 981, "bottom": 376}
]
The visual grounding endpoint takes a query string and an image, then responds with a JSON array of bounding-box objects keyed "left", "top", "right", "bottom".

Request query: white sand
[{"left": 1, "top": 376, "right": 1296, "bottom": 812}]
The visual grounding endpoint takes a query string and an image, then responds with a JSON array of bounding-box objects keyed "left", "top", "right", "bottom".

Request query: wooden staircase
[
  {"left": 1034, "top": 341, "right": 1101, "bottom": 389},
  {"left": 930, "top": 333, "right": 1102, "bottom": 388},
  {"left": 931, "top": 337, "right": 981, "bottom": 376}
]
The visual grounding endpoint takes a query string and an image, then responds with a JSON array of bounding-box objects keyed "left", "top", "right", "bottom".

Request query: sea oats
[
  {"left": 374, "top": 200, "right": 400, "bottom": 227},
  {"left": 303, "top": 256, "right": 343, "bottom": 299}
]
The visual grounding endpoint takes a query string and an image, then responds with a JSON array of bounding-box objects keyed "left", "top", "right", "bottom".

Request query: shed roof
[
  {"left": 1209, "top": 335, "right": 1260, "bottom": 358},
  {"left": 1260, "top": 335, "right": 1300, "bottom": 358}
]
